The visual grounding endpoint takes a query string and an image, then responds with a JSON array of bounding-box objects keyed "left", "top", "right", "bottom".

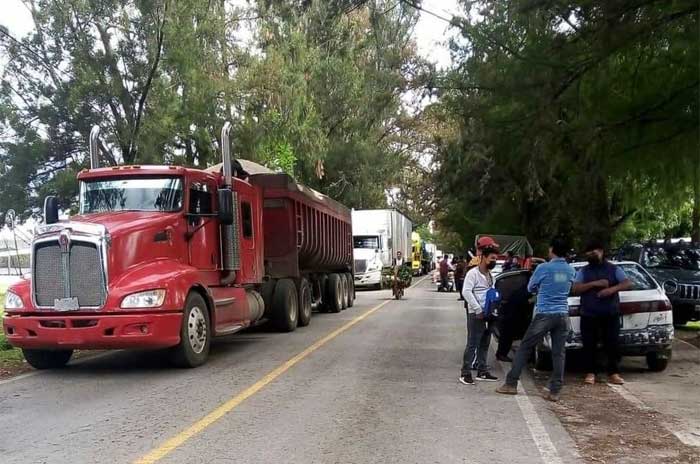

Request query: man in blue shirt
[
  {"left": 572, "top": 240, "right": 631, "bottom": 386},
  {"left": 496, "top": 237, "right": 576, "bottom": 401}
]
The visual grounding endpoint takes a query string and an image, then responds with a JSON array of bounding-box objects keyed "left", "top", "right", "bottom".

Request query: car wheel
[
  {"left": 646, "top": 351, "right": 670, "bottom": 372},
  {"left": 170, "top": 292, "right": 211, "bottom": 368},
  {"left": 22, "top": 349, "right": 73, "bottom": 370},
  {"left": 534, "top": 348, "right": 553, "bottom": 371}
]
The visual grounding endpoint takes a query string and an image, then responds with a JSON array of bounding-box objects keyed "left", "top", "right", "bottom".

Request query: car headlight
[
  {"left": 121, "top": 289, "right": 166, "bottom": 309},
  {"left": 4, "top": 291, "right": 24, "bottom": 310},
  {"left": 663, "top": 280, "right": 678, "bottom": 295}
]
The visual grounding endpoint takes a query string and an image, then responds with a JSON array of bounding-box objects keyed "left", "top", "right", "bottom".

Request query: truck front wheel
[
  {"left": 170, "top": 293, "right": 211, "bottom": 368},
  {"left": 326, "top": 274, "right": 343, "bottom": 313},
  {"left": 22, "top": 349, "right": 73, "bottom": 369},
  {"left": 273, "top": 279, "right": 298, "bottom": 332},
  {"left": 297, "top": 278, "right": 312, "bottom": 327}
]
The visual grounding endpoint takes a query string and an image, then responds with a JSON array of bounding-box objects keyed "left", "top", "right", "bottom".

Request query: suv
[
  {"left": 616, "top": 242, "right": 700, "bottom": 326},
  {"left": 493, "top": 261, "right": 674, "bottom": 372}
]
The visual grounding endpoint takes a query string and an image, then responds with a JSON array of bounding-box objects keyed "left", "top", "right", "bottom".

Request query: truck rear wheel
[
  {"left": 345, "top": 273, "right": 355, "bottom": 308},
  {"left": 170, "top": 292, "right": 211, "bottom": 368},
  {"left": 273, "top": 279, "right": 298, "bottom": 332},
  {"left": 22, "top": 349, "right": 73, "bottom": 369},
  {"left": 339, "top": 274, "right": 349, "bottom": 310},
  {"left": 326, "top": 273, "right": 343, "bottom": 313},
  {"left": 297, "top": 278, "right": 312, "bottom": 327}
]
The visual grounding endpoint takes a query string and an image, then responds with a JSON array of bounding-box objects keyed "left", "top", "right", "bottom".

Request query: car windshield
[
  {"left": 643, "top": 247, "right": 700, "bottom": 271},
  {"left": 80, "top": 177, "right": 183, "bottom": 214},
  {"left": 573, "top": 263, "right": 657, "bottom": 291},
  {"left": 354, "top": 236, "right": 379, "bottom": 249}
]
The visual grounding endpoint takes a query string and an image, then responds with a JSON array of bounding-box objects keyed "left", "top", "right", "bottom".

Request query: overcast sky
[{"left": 2, "top": 0, "right": 462, "bottom": 69}]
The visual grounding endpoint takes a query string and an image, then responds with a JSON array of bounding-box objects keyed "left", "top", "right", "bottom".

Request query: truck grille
[
  {"left": 354, "top": 259, "right": 367, "bottom": 274},
  {"left": 678, "top": 283, "right": 700, "bottom": 300},
  {"left": 34, "top": 240, "right": 106, "bottom": 308}
]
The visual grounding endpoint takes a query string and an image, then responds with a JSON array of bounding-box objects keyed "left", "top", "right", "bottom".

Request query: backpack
[{"left": 483, "top": 287, "right": 502, "bottom": 321}]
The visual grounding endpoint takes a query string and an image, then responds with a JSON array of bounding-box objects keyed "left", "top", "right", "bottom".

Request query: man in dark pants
[
  {"left": 573, "top": 240, "right": 632, "bottom": 385},
  {"left": 455, "top": 257, "right": 466, "bottom": 300},
  {"left": 459, "top": 247, "right": 500, "bottom": 385},
  {"left": 496, "top": 238, "right": 576, "bottom": 401}
]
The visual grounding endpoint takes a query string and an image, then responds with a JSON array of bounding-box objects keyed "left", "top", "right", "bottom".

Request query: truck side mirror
[
  {"left": 218, "top": 188, "right": 234, "bottom": 225},
  {"left": 44, "top": 196, "right": 59, "bottom": 224}
]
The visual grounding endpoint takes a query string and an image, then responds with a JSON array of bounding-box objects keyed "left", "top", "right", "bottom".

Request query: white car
[{"left": 494, "top": 261, "right": 674, "bottom": 372}]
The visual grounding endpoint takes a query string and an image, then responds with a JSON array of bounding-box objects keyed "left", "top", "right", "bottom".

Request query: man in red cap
[{"left": 468, "top": 236, "right": 499, "bottom": 268}]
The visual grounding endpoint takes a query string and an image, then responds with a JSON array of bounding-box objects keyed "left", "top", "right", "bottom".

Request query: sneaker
[
  {"left": 584, "top": 373, "right": 596, "bottom": 385},
  {"left": 608, "top": 373, "right": 625, "bottom": 385},
  {"left": 495, "top": 384, "right": 518, "bottom": 395},
  {"left": 541, "top": 387, "right": 560, "bottom": 402},
  {"left": 459, "top": 374, "right": 475, "bottom": 385},
  {"left": 496, "top": 354, "right": 513, "bottom": 363},
  {"left": 476, "top": 372, "right": 499, "bottom": 382}
]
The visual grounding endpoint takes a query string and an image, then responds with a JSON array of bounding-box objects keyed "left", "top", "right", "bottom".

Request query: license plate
[{"left": 54, "top": 297, "right": 79, "bottom": 311}]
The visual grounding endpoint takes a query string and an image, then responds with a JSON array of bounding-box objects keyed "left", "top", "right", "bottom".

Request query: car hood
[{"left": 645, "top": 267, "right": 700, "bottom": 284}]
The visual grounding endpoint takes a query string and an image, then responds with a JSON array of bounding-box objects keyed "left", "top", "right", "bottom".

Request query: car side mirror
[
  {"left": 44, "top": 196, "right": 59, "bottom": 224},
  {"left": 217, "top": 188, "right": 234, "bottom": 225}
]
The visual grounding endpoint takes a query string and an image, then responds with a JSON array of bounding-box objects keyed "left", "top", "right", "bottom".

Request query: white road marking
[
  {"left": 496, "top": 359, "right": 566, "bottom": 464},
  {"left": 607, "top": 383, "right": 652, "bottom": 411}
]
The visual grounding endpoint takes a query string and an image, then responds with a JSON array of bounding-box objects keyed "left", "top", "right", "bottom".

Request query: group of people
[{"left": 457, "top": 236, "right": 632, "bottom": 402}]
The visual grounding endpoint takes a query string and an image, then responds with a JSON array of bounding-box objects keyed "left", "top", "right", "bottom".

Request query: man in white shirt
[{"left": 460, "top": 246, "right": 499, "bottom": 384}]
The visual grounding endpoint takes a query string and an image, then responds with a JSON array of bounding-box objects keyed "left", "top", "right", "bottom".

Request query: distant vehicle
[
  {"left": 493, "top": 261, "right": 673, "bottom": 372},
  {"left": 615, "top": 242, "right": 700, "bottom": 326},
  {"left": 411, "top": 232, "right": 423, "bottom": 276},
  {"left": 432, "top": 269, "right": 454, "bottom": 292},
  {"left": 352, "top": 209, "right": 412, "bottom": 289}
]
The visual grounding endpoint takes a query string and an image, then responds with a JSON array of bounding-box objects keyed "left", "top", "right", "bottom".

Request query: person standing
[
  {"left": 459, "top": 246, "right": 500, "bottom": 385},
  {"left": 573, "top": 240, "right": 632, "bottom": 385},
  {"left": 455, "top": 257, "right": 466, "bottom": 300},
  {"left": 495, "top": 238, "right": 576, "bottom": 401},
  {"left": 439, "top": 255, "right": 451, "bottom": 291}
]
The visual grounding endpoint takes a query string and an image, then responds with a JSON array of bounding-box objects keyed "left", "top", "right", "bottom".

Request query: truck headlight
[
  {"left": 4, "top": 291, "right": 24, "bottom": 310},
  {"left": 121, "top": 290, "right": 166, "bottom": 309}
]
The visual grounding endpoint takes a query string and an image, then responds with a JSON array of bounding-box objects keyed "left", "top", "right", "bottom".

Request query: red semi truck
[{"left": 2, "top": 122, "right": 354, "bottom": 369}]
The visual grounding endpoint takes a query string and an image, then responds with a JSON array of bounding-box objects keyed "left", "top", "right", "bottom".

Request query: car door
[{"left": 494, "top": 270, "right": 534, "bottom": 340}]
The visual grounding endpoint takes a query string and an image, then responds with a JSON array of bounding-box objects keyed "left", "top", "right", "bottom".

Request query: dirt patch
[
  {"left": 676, "top": 327, "right": 700, "bottom": 349},
  {"left": 533, "top": 371, "right": 700, "bottom": 464}
]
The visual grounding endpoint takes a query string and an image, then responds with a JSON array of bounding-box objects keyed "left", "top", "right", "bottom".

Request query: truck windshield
[
  {"left": 354, "top": 236, "right": 379, "bottom": 249},
  {"left": 80, "top": 177, "right": 184, "bottom": 214},
  {"left": 644, "top": 247, "right": 700, "bottom": 271}
]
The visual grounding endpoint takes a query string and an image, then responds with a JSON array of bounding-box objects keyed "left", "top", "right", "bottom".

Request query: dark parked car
[{"left": 615, "top": 242, "right": 700, "bottom": 326}]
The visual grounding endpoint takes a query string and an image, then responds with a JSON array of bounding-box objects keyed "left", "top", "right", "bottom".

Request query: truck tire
[
  {"left": 326, "top": 273, "right": 343, "bottom": 313},
  {"left": 261, "top": 279, "right": 277, "bottom": 317},
  {"left": 339, "top": 274, "right": 349, "bottom": 310},
  {"left": 534, "top": 347, "right": 553, "bottom": 371},
  {"left": 170, "top": 292, "right": 211, "bottom": 368},
  {"left": 345, "top": 273, "right": 355, "bottom": 308},
  {"left": 272, "top": 279, "right": 298, "bottom": 332},
  {"left": 646, "top": 351, "right": 670, "bottom": 372},
  {"left": 297, "top": 278, "right": 312, "bottom": 327},
  {"left": 22, "top": 349, "right": 73, "bottom": 369}
]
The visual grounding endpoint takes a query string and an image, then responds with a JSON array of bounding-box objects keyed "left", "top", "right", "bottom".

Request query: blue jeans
[
  {"left": 461, "top": 311, "right": 491, "bottom": 376},
  {"left": 505, "top": 313, "right": 569, "bottom": 394}
]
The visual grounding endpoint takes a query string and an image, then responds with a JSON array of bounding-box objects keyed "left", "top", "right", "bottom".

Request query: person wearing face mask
[
  {"left": 572, "top": 240, "right": 632, "bottom": 385},
  {"left": 459, "top": 246, "right": 500, "bottom": 385}
]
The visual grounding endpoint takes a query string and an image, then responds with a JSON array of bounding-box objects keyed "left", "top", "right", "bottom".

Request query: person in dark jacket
[
  {"left": 572, "top": 240, "right": 632, "bottom": 385},
  {"left": 454, "top": 256, "right": 466, "bottom": 300}
]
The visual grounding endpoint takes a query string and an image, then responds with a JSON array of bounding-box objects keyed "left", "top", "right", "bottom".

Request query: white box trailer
[{"left": 352, "top": 209, "right": 413, "bottom": 288}]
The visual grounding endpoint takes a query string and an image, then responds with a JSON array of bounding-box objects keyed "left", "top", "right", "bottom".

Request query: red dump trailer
[{"left": 249, "top": 171, "right": 354, "bottom": 315}]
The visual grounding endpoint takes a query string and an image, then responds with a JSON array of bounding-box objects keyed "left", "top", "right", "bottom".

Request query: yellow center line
[{"left": 132, "top": 275, "right": 430, "bottom": 464}]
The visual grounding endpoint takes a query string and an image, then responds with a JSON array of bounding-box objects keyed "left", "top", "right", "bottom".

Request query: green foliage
[{"left": 434, "top": 0, "right": 699, "bottom": 249}]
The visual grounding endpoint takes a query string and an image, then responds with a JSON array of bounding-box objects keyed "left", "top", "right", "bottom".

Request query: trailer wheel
[
  {"left": 339, "top": 274, "right": 349, "bottom": 310},
  {"left": 272, "top": 279, "right": 298, "bottom": 332},
  {"left": 170, "top": 292, "right": 211, "bottom": 368},
  {"left": 297, "top": 278, "right": 312, "bottom": 327},
  {"left": 345, "top": 273, "right": 355, "bottom": 308},
  {"left": 22, "top": 349, "right": 73, "bottom": 369},
  {"left": 326, "top": 273, "right": 343, "bottom": 313}
]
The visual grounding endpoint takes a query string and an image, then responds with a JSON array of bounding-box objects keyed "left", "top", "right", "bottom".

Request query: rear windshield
[
  {"left": 354, "top": 236, "right": 379, "bottom": 249},
  {"left": 573, "top": 263, "right": 657, "bottom": 291}
]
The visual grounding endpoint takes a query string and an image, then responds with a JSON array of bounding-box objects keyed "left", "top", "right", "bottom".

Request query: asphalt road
[{"left": 0, "top": 278, "right": 581, "bottom": 464}]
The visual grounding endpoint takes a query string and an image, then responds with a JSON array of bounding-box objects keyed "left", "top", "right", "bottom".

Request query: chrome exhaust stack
[
  {"left": 220, "top": 121, "right": 240, "bottom": 284},
  {"left": 89, "top": 125, "right": 101, "bottom": 169}
]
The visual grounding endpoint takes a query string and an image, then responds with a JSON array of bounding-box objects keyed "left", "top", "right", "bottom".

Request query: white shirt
[{"left": 461, "top": 266, "right": 494, "bottom": 315}]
